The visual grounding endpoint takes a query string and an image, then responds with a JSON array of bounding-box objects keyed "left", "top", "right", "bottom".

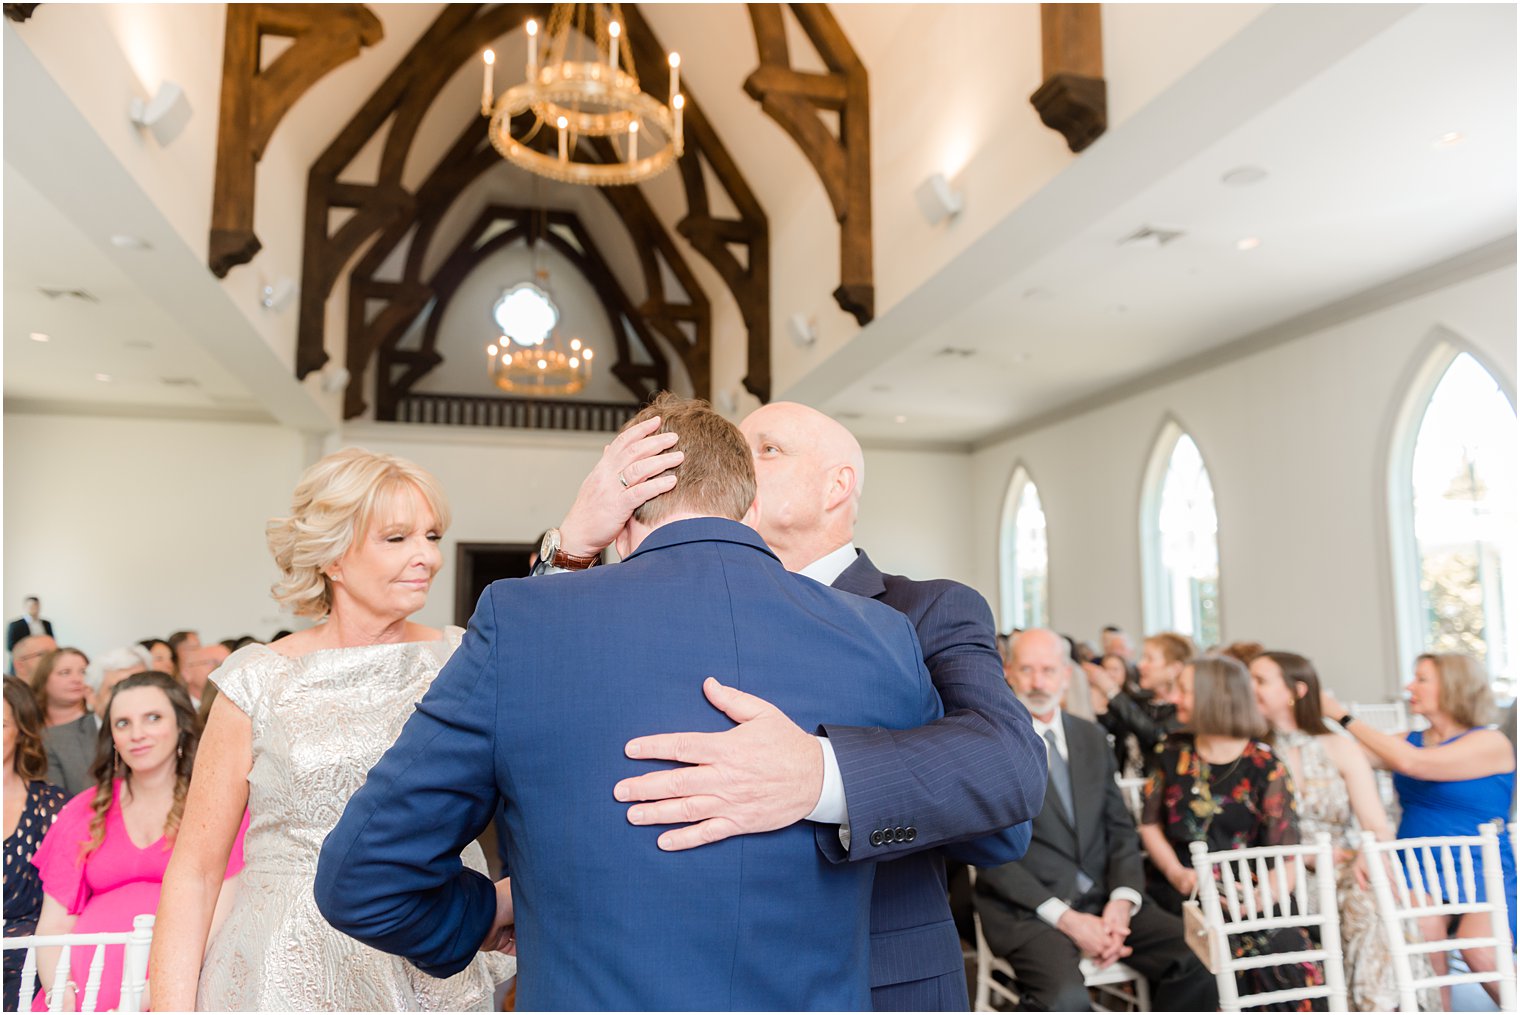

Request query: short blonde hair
[
  {"left": 1421, "top": 652, "right": 1496, "bottom": 728},
  {"left": 267, "top": 448, "right": 450, "bottom": 618}
]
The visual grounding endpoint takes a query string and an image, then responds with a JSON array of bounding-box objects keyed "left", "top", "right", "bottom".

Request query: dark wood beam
[
  {"left": 744, "top": 4, "right": 873, "bottom": 326},
  {"left": 1030, "top": 3, "right": 1107, "bottom": 153},
  {"left": 209, "top": 4, "right": 382, "bottom": 277}
]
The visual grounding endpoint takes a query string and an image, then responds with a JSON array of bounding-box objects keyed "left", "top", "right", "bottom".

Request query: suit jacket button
[
  {"left": 870, "top": 829, "right": 885, "bottom": 847},
  {"left": 893, "top": 826, "right": 906, "bottom": 843},
  {"left": 905, "top": 826, "right": 917, "bottom": 842}
]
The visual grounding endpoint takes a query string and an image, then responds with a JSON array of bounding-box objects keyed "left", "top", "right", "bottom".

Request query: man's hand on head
[
  {"left": 557, "top": 416, "right": 683, "bottom": 557},
  {"left": 614, "top": 678, "right": 823, "bottom": 851}
]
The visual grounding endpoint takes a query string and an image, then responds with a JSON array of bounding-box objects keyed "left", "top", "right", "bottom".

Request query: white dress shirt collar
[
  {"left": 1031, "top": 710, "right": 1068, "bottom": 761},
  {"left": 798, "top": 541, "right": 858, "bottom": 587}
]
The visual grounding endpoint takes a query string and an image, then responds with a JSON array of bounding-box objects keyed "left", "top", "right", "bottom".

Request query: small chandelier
[
  {"left": 480, "top": 3, "right": 683, "bottom": 187},
  {"left": 486, "top": 272, "right": 595, "bottom": 396}
]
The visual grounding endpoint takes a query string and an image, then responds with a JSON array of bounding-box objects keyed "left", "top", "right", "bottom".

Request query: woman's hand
[
  {"left": 1167, "top": 865, "right": 1198, "bottom": 897},
  {"left": 1320, "top": 689, "right": 1350, "bottom": 723}
]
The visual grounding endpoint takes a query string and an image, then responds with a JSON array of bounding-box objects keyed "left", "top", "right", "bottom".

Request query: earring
[{"left": 177, "top": 744, "right": 184, "bottom": 760}]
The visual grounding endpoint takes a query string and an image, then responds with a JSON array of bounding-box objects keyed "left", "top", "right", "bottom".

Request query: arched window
[
  {"left": 1141, "top": 423, "right": 1221, "bottom": 646},
  {"left": 999, "top": 466, "right": 1049, "bottom": 634},
  {"left": 1390, "top": 345, "right": 1517, "bottom": 694}
]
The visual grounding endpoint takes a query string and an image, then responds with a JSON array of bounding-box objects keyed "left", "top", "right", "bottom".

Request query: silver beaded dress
[{"left": 196, "top": 629, "right": 513, "bottom": 1011}]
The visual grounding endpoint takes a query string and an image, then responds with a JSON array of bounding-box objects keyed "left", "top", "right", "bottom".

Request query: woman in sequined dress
[{"left": 148, "top": 449, "right": 512, "bottom": 1011}]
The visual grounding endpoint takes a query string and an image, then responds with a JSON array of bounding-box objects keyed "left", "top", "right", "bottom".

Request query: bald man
[
  {"left": 10, "top": 633, "right": 57, "bottom": 682},
  {"left": 549, "top": 401, "right": 1046, "bottom": 1010}
]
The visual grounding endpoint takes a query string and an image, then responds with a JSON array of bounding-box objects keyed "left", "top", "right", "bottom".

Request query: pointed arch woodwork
[
  {"left": 745, "top": 3, "right": 873, "bottom": 325},
  {"left": 209, "top": 3, "right": 383, "bottom": 276},
  {"left": 297, "top": 2, "right": 769, "bottom": 408}
]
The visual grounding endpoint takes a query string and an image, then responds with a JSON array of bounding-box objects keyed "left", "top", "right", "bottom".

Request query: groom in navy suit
[{"left": 316, "top": 395, "right": 943, "bottom": 1010}]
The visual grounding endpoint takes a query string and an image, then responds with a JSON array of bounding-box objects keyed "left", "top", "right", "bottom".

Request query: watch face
[{"left": 539, "top": 529, "right": 559, "bottom": 563}]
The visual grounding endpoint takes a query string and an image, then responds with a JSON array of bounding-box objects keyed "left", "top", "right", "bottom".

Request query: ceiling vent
[
  {"left": 38, "top": 287, "right": 99, "bottom": 303},
  {"left": 1118, "top": 225, "right": 1185, "bottom": 249},
  {"left": 935, "top": 347, "right": 976, "bottom": 359},
  {"left": 160, "top": 376, "right": 201, "bottom": 387}
]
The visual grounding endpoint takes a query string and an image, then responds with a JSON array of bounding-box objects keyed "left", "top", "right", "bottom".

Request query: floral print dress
[{"left": 1142, "top": 733, "right": 1326, "bottom": 1012}]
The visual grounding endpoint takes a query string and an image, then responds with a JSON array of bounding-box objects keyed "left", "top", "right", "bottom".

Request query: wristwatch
[
  {"left": 1336, "top": 713, "right": 1356, "bottom": 729},
  {"left": 536, "top": 527, "right": 599, "bottom": 572}
]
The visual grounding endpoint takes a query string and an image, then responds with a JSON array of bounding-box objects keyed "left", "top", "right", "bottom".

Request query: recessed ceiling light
[
  {"left": 95, "top": 373, "right": 113, "bottom": 382},
  {"left": 1221, "top": 166, "right": 1268, "bottom": 186},
  {"left": 29, "top": 332, "right": 49, "bottom": 343},
  {"left": 110, "top": 234, "right": 152, "bottom": 251},
  {"left": 1433, "top": 131, "right": 1465, "bottom": 148},
  {"left": 893, "top": 415, "right": 908, "bottom": 424},
  {"left": 1236, "top": 236, "right": 1261, "bottom": 251}
]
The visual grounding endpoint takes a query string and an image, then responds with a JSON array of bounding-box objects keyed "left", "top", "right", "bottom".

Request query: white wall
[
  {"left": 2, "top": 412, "right": 310, "bottom": 656},
  {"left": 969, "top": 261, "right": 1518, "bottom": 702}
]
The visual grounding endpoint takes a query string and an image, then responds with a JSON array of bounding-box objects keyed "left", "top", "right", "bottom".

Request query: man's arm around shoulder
[{"left": 314, "top": 589, "right": 505, "bottom": 978}]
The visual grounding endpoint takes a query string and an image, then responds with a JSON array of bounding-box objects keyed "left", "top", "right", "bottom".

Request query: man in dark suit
[
  {"left": 554, "top": 400, "right": 1046, "bottom": 1009},
  {"left": 976, "top": 628, "right": 1215, "bottom": 1011},
  {"left": 315, "top": 396, "right": 943, "bottom": 1010},
  {"left": 7, "top": 597, "right": 54, "bottom": 656}
]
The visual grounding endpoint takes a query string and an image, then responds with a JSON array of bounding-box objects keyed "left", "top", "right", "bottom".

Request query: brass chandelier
[{"left": 480, "top": 3, "right": 683, "bottom": 186}]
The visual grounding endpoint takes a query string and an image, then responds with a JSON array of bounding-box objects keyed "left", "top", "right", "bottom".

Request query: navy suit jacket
[
  {"left": 822, "top": 551, "right": 1045, "bottom": 1005},
  {"left": 316, "top": 519, "right": 942, "bottom": 1011}
]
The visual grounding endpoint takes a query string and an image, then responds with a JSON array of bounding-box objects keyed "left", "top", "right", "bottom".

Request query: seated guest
[
  {"left": 138, "top": 639, "right": 176, "bottom": 678},
  {"left": 92, "top": 647, "right": 150, "bottom": 707},
  {"left": 1089, "top": 632, "right": 1192, "bottom": 776},
  {"left": 1322, "top": 653, "right": 1515, "bottom": 1009},
  {"left": 29, "top": 672, "right": 247, "bottom": 1012},
  {"left": 30, "top": 649, "right": 98, "bottom": 797},
  {"left": 10, "top": 635, "right": 57, "bottom": 684},
  {"left": 1060, "top": 636, "right": 1097, "bottom": 722},
  {"left": 1139, "top": 655, "right": 1324, "bottom": 1010},
  {"left": 1100, "top": 626, "right": 1133, "bottom": 661},
  {"left": 1222, "top": 641, "right": 1266, "bottom": 667},
  {"left": 978, "top": 630, "right": 1216, "bottom": 1011},
  {"left": 4, "top": 677, "right": 69, "bottom": 1011},
  {"left": 178, "top": 643, "right": 229, "bottom": 710},
  {"left": 167, "top": 630, "right": 200, "bottom": 679},
  {"left": 7, "top": 597, "right": 54, "bottom": 654},
  {"left": 1251, "top": 651, "right": 1417, "bottom": 1013}
]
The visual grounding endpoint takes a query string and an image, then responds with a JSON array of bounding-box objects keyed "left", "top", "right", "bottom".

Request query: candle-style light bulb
[
  {"left": 482, "top": 49, "right": 495, "bottom": 116},
  {"left": 628, "top": 120, "right": 639, "bottom": 163},
  {"left": 608, "top": 20, "right": 620, "bottom": 72},
  {"left": 668, "top": 53, "right": 680, "bottom": 106},
  {"left": 557, "top": 115, "right": 569, "bottom": 161},
  {"left": 526, "top": 19, "right": 538, "bottom": 80},
  {"left": 672, "top": 93, "right": 684, "bottom": 149}
]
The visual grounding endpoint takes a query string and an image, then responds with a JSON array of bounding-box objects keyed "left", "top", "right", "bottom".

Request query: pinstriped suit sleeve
[{"left": 819, "top": 581, "right": 1046, "bottom": 863}]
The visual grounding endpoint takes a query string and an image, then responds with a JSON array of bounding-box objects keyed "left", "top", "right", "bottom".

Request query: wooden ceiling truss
[
  {"left": 745, "top": 3, "right": 873, "bottom": 325},
  {"left": 1031, "top": 3, "right": 1107, "bottom": 153},
  {"left": 209, "top": 4, "right": 383, "bottom": 277}
]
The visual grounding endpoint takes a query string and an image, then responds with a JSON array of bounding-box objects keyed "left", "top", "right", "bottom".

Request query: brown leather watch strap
[{"left": 551, "top": 547, "right": 599, "bottom": 570}]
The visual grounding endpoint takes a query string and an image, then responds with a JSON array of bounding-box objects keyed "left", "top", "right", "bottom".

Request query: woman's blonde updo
[{"left": 267, "top": 448, "right": 451, "bottom": 619}]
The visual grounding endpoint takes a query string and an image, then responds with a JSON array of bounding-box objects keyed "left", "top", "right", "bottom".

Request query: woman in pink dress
[{"left": 29, "top": 671, "right": 247, "bottom": 1012}]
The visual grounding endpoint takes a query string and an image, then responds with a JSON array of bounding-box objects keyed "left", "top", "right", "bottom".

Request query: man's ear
[
  {"left": 615, "top": 522, "right": 635, "bottom": 560},
  {"left": 741, "top": 492, "right": 761, "bottom": 529},
  {"left": 822, "top": 465, "right": 856, "bottom": 513}
]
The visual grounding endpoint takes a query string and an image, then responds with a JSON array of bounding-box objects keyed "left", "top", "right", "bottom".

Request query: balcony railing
[{"left": 387, "top": 392, "right": 642, "bottom": 433}]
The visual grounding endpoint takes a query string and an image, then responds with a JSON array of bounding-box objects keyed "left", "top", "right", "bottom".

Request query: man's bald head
[
  {"left": 1006, "top": 628, "right": 1070, "bottom": 722},
  {"left": 12, "top": 634, "right": 56, "bottom": 682},
  {"left": 738, "top": 402, "right": 866, "bottom": 570}
]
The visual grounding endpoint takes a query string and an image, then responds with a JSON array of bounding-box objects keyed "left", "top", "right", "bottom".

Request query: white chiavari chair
[
  {"left": 1, "top": 914, "right": 154, "bottom": 1013},
  {"left": 968, "top": 867, "right": 1151, "bottom": 1012},
  {"left": 1360, "top": 825, "right": 1516, "bottom": 1012},
  {"left": 1348, "top": 700, "right": 1408, "bottom": 734},
  {"left": 1187, "top": 831, "right": 1347, "bottom": 1012}
]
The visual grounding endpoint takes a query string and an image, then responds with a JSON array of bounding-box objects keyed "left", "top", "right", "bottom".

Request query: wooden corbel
[
  {"left": 744, "top": 4, "right": 873, "bottom": 325},
  {"left": 209, "top": 4, "right": 383, "bottom": 277},
  {"left": 1030, "top": 3, "right": 1107, "bottom": 153}
]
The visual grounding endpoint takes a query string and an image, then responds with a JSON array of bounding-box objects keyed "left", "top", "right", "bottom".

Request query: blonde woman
[
  {"left": 149, "top": 448, "right": 512, "bottom": 1011},
  {"left": 1322, "top": 652, "right": 1515, "bottom": 1008}
]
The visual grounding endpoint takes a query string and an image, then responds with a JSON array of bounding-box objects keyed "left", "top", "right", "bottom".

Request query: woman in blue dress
[{"left": 1322, "top": 653, "right": 1515, "bottom": 1009}]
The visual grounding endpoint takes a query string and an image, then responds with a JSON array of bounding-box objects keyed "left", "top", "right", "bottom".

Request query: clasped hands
[{"left": 1058, "top": 901, "right": 1134, "bottom": 968}]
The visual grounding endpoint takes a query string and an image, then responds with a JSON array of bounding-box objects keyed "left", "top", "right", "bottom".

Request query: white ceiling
[
  {"left": 2, "top": 163, "right": 267, "bottom": 418},
  {"left": 821, "top": 3, "right": 1517, "bottom": 444}
]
